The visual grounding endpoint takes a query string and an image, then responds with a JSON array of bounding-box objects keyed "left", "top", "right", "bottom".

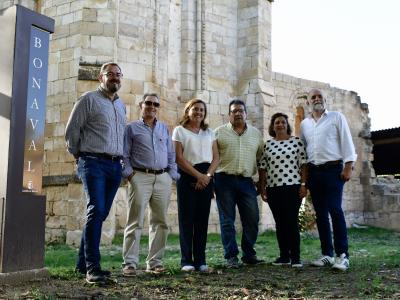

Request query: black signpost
[{"left": 0, "top": 5, "right": 54, "bottom": 281}]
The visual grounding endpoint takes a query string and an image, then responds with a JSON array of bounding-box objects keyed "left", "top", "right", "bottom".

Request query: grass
[{"left": 3, "top": 227, "right": 400, "bottom": 299}]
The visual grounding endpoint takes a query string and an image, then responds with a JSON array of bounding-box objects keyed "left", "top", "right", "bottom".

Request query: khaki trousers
[{"left": 122, "top": 171, "right": 172, "bottom": 269}]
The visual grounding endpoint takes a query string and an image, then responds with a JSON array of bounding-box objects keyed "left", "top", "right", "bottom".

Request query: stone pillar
[{"left": 237, "top": 0, "right": 274, "bottom": 130}]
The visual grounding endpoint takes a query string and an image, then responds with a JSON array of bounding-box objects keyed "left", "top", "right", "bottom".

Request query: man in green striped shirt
[{"left": 214, "top": 99, "right": 265, "bottom": 268}]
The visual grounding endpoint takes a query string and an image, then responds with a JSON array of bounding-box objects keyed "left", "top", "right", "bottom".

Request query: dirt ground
[{"left": 1, "top": 263, "right": 399, "bottom": 299}]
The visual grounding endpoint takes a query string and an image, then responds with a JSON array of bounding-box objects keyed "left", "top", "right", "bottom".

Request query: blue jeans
[
  {"left": 308, "top": 164, "right": 348, "bottom": 257},
  {"left": 214, "top": 173, "right": 259, "bottom": 260},
  {"left": 76, "top": 155, "right": 122, "bottom": 272},
  {"left": 177, "top": 163, "right": 213, "bottom": 268}
]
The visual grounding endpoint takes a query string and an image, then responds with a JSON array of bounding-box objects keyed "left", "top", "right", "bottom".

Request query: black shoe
[
  {"left": 99, "top": 269, "right": 111, "bottom": 277},
  {"left": 77, "top": 267, "right": 111, "bottom": 277},
  {"left": 226, "top": 256, "right": 240, "bottom": 269},
  {"left": 271, "top": 257, "right": 291, "bottom": 266},
  {"left": 242, "top": 256, "right": 265, "bottom": 265},
  {"left": 291, "top": 260, "right": 303, "bottom": 268},
  {"left": 75, "top": 267, "right": 86, "bottom": 276},
  {"left": 86, "top": 269, "right": 106, "bottom": 284}
]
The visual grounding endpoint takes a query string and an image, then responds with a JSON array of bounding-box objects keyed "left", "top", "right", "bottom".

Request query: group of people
[{"left": 65, "top": 63, "right": 357, "bottom": 284}]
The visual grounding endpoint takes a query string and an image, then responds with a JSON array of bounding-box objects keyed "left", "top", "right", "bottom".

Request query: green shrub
[{"left": 298, "top": 195, "right": 316, "bottom": 232}]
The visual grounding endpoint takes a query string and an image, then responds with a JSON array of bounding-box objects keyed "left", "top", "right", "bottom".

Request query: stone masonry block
[
  {"left": 80, "top": 22, "right": 104, "bottom": 35},
  {"left": 46, "top": 215, "right": 67, "bottom": 229},
  {"left": 82, "top": 8, "right": 97, "bottom": 22},
  {"left": 52, "top": 24, "right": 70, "bottom": 40},
  {"left": 103, "top": 24, "right": 116, "bottom": 37},
  {"left": 87, "top": 0, "right": 108, "bottom": 9},
  {"left": 61, "top": 13, "right": 74, "bottom": 25},
  {"left": 90, "top": 36, "right": 114, "bottom": 55},
  {"left": 56, "top": 3, "right": 70, "bottom": 16},
  {"left": 68, "top": 183, "right": 84, "bottom": 200},
  {"left": 71, "top": 1, "right": 84, "bottom": 12},
  {"left": 50, "top": 38, "right": 67, "bottom": 52},
  {"left": 58, "top": 61, "right": 71, "bottom": 79},
  {"left": 131, "top": 80, "right": 144, "bottom": 95},
  {"left": 60, "top": 163, "right": 75, "bottom": 175},
  {"left": 66, "top": 230, "right": 82, "bottom": 247},
  {"left": 45, "top": 7, "right": 57, "bottom": 17},
  {"left": 97, "top": 8, "right": 114, "bottom": 23},
  {"left": 46, "top": 228, "right": 66, "bottom": 244}
]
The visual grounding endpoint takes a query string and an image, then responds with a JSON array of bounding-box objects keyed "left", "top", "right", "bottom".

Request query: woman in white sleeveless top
[{"left": 172, "top": 99, "right": 219, "bottom": 272}]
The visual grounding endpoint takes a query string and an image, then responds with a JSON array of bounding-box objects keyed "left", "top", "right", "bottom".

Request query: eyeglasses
[
  {"left": 230, "top": 109, "right": 245, "bottom": 114},
  {"left": 144, "top": 100, "right": 160, "bottom": 107},
  {"left": 103, "top": 72, "right": 123, "bottom": 78},
  {"left": 311, "top": 94, "right": 322, "bottom": 100}
]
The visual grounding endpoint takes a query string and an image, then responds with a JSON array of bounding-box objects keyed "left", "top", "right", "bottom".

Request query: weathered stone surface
[
  {"left": 78, "top": 64, "right": 101, "bottom": 81},
  {"left": 66, "top": 230, "right": 82, "bottom": 247},
  {"left": 2, "top": 0, "right": 394, "bottom": 244}
]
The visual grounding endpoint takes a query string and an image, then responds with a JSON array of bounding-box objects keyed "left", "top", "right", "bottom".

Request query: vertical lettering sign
[{"left": 22, "top": 26, "right": 50, "bottom": 194}]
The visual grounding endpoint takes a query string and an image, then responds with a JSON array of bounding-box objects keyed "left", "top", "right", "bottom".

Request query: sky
[{"left": 271, "top": 0, "right": 400, "bottom": 131}]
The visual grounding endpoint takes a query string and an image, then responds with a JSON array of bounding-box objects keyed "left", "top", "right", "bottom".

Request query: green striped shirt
[{"left": 215, "top": 122, "right": 264, "bottom": 177}]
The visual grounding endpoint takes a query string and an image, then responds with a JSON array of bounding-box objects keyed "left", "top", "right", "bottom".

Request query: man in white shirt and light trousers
[{"left": 300, "top": 88, "right": 357, "bottom": 271}]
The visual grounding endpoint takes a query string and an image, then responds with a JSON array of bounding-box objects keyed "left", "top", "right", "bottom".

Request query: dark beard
[{"left": 106, "top": 82, "right": 120, "bottom": 93}]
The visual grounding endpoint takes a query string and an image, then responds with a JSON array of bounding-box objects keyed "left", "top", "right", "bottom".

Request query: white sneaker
[
  {"left": 311, "top": 255, "right": 334, "bottom": 267},
  {"left": 198, "top": 265, "right": 208, "bottom": 272},
  {"left": 181, "top": 265, "right": 195, "bottom": 272},
  {"left": 332, "top": 253, "right": 350, "bottom": 271},
  {"left": 291, "top": 261, "right": 303, "bottom": 268}
]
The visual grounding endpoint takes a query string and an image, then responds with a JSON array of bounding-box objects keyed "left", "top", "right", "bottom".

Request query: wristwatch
[
  {"left": 301, "top": 182, "right": 306, "bottom": 186},
  {"left": 206, "top": 173, "right": 213, "bottom": 178}
]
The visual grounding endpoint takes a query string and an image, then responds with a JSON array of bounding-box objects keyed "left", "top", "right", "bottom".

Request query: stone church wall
[
  {"left": 3, "top": 1, "right": 398, "bottom": 245},
  {"left": 40, "top": 0, "right": 277, "bottom": 244}
]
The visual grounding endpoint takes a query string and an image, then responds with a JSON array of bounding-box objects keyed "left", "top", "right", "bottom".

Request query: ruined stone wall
[
  {"left": 365, "top": 177, "right": 400, "bottom": 231},
  {"left": 271, "top": 72, "right": 373, "bottom": 226}
]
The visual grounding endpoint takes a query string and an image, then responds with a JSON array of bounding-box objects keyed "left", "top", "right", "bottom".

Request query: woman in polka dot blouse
[{"left": 258, "top": 112, "right": 308, "bottom": 268}]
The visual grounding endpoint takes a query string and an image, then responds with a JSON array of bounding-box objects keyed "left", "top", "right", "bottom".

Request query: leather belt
[
  {"left": 133, "top": 167, "right": 168, "bottom": 175},
  {"left": 309, "top": 160, "right": 342, "bottom": 169},
  {"left": 79, "top": 152, "right": 122, "bottom": 162},
  {"left": 218, "top": 172, "right": 247, "bottom": 178}
]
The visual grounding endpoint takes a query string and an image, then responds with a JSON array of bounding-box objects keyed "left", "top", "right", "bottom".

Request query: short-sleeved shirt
[
  {"left": 172, "top": 125, "right": 215, "bottom": 165},
  {"left": 258, "top": 136, "right": 307, "bottom": 187},
  {"left": 215, "top": 122, "right": 264, "bottom": 177}
]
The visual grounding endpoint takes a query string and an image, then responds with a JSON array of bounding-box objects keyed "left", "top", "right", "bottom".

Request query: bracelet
[
  {"left": 206, "top": 173, "right": 213, "bottom": 178},
  {"left": 301, "top": 182, "right": 306, "bottom": 186}
]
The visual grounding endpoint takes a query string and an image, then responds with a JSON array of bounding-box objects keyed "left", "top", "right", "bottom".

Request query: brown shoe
[
  {"left": 122, "top": 265, "right": 136, "bottom": 277},
  {"left": 146, "top": 265, "right": 167, "bottom": 274}
]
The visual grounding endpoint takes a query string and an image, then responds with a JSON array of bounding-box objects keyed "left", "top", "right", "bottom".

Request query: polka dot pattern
[{"left": 258, "top": 136, "right": 307, "bottom": 187}]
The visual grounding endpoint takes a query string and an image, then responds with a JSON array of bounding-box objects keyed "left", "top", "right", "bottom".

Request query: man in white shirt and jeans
[{"left": 300, "top": 88, "right": 357, "bottom": 271}]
